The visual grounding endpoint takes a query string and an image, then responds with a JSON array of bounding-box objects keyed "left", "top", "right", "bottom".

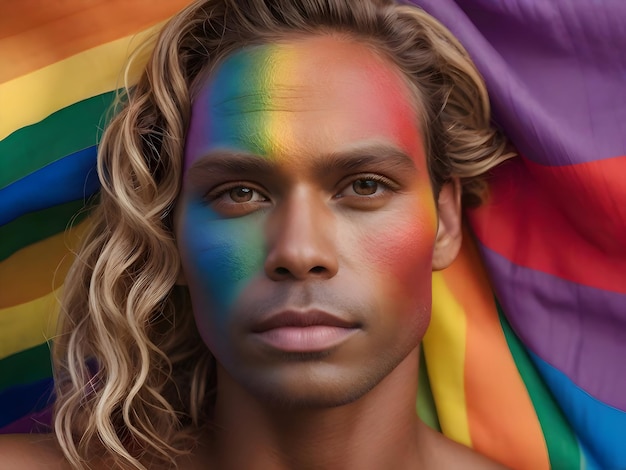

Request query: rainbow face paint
[{"left": 176, "top": 36, "right": 443, "bottom": 405}]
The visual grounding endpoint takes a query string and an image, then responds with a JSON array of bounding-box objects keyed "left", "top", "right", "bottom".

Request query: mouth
[{"left": 251, "top": 310, "right": 361, "bottom": 353}]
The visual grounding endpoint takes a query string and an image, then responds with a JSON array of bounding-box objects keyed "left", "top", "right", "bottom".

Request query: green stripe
[
  {"left": 0, "top": 199, "right": 91, "bottom": 262},
  {"left": 0, "top": 91, "right": 116, "bottom": 189},
  {"left": 0, "top": 342, "right": 52, "bottom": 391},
  {"left": 497, "top": 301, "right": 580, "bottom": 469},
  {"left": 417, "top": 344, "right": 441, "bottom": 431}
]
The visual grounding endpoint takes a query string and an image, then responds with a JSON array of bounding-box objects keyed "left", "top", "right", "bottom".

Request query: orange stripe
[
  {"left": 442, "top": 229, "right": 549, "bottom": 469},
  {"left": 0, "top": 221, "right": 88, "bottom": 309},
  {"left": 0, "top": 0, "right": 194, "bottom": 83}
]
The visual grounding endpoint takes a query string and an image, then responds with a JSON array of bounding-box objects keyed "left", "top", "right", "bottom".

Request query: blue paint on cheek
[{"left": 181, "top": 199, "right": 266, "bottom": 322}]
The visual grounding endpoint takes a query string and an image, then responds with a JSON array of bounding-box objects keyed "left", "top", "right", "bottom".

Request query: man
[{"left": 0, "top": 1, "right": 512, "bottom": 468}]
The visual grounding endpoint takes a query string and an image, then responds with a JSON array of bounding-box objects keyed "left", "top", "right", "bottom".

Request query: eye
[
  {"left": 206, "top": 183, "right": 270, "bottom": 216},
  {"left": 229, "top": 186, "right": 257, "bottom": 203},
  {"left": 340, "top": 175, "right": 395, "bottom": 198},
  {"left": 352, "top": 179, "right": 380, "bottom": 196},
  {"left": 213, "top": 185, "right": 267, "bottom": 204},
  {"left": 335, "top": 174, "right": 398, "bottom": 209}
]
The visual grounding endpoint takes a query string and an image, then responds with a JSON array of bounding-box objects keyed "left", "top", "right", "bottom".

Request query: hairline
[{"left": 186, "top": 29, "right": 432, "bottom": 182}]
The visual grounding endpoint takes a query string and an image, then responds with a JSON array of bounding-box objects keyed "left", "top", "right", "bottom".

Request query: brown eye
[
  {"left": 229, "top": 187, "right": 254, "bottom": 202},
  {"left": 352, "top": 179, "right": 378, "bottom": 195}
]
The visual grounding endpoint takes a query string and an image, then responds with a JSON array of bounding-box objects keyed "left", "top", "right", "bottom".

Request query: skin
[
  {"left": 0, "top": 35, "right": 505, "bottom": 470},
  {"left": 178, "top": 36, "right": 441, "bottom": 410},
  {"left": 174, "top": 35, "right": 497, "bottom": 469}
]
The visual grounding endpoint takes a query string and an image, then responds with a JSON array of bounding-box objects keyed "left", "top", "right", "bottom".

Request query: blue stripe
[
  {"left": 0, "top": 146, "right": 99, "bottom": 226},
  {"left": 528, "top": 350, "right": 626, "bottom": 470}
]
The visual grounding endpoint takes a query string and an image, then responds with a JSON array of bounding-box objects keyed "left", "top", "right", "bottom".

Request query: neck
[{"left": 207, "top": 348, "right": 431, "bottom": 469}]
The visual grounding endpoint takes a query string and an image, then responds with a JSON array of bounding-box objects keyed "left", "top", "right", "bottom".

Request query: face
[{"left": 176, "top": 35, "right": 455, "bottom": 407}]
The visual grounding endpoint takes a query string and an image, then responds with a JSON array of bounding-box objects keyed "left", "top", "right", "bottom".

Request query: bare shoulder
[
  {"left": 422, "top": 427, "right": 510, "bottom": 469},
  {"left": 0, "top": 434, "right": 69, "bottom": 470}
]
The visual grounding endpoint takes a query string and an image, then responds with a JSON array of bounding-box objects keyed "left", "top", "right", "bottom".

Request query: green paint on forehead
[{"left": 185, "top": 44, "right": 303, "bottom": 166}]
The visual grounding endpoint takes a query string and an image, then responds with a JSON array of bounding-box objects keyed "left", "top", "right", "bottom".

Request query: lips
[
  {"left": 252, "top": 310, "right": 358, "bottom": 332},
  {"left": 251, "top": 310, "right": 360, "bottom": 353}
]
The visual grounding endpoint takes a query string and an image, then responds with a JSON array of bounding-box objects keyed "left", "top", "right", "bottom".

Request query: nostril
[{"left": 272, "top": 265, "right": 328, "bottom": 279}]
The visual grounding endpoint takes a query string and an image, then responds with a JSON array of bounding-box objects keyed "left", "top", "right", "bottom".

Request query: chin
[{"left": 233, "top": 357, "right": 398, "bottom": 410}]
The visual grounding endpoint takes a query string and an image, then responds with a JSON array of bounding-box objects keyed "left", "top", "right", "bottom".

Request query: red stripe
[
  {"left": 0, "top": 0, "right": 194, "bottom": 83},
  {"left": 468, "top": 155, "right": 626, "bottom": 294}
]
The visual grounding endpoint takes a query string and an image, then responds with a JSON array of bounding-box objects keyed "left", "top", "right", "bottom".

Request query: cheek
[
  {"left": 178, "top": 200, "right": 266, "bottom": 330},
  {"left": 361, "top": 202, "right": 437, "bottom": 305}
]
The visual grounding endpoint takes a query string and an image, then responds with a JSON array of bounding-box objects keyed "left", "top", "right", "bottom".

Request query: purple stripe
[
  {"left": 0, "top": 406, "right": 52, "bottom": 434},
  {"left": 412, "top": 0, "right": 626, "bottom": 165},
  {"left": 478, "top": 244, "right": 626, "bottom": 411}
]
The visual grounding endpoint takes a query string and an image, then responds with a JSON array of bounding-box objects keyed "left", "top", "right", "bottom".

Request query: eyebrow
[
  {"left": 186, "top": 151, "right": 276, "bottom": 189},
  {"left": 185, "top": 142, "right": 418, "bottom": 187},
  {"left": 314, "top": 143, "right": 418, "bottom": 178}
]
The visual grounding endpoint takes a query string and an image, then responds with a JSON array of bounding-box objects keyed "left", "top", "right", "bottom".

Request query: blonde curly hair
[{"left": 53, "top": 0, "right": 514, "bottom": 468}]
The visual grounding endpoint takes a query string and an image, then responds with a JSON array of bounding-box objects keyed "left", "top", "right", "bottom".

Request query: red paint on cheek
[
  {"left": 350, "top": 61, "right": 436, "bottom": 296},
  {"left": 357, "top": 217, "right": 435, "bottom": 338},
  {"left": 363, "top": 208, "right": 437, "bottom": 297}
]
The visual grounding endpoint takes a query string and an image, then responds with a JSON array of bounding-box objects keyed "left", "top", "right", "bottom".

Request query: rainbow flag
[
  {"left": 0, "top": 0, "right": 195, "bottom": 433},
  {"left": 418, "top": 1, "right": 626, "bottom": 469},
  {"left": 1, "top": 1, "right": 624, "bottom": 469}
]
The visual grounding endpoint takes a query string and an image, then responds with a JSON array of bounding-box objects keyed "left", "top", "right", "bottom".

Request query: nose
[{"left": 264, "top": 188, "right": 339, "bottom": 281}]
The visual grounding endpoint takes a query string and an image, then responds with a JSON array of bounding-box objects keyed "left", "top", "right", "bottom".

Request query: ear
[{"left": 432, "top": 178, "right": 462, "bottom": 271}]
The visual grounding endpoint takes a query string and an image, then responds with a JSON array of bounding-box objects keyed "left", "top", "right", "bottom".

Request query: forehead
[{"left": 185, "top": 35, "right": 423, "bottom": 165}]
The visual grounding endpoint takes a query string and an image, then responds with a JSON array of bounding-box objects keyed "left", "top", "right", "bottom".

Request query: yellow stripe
[
  {"left": 0, "top": 23, "right": 162, "bottom": 140},
  {"left": 0, "top": 220, "right": 89, "bottom": 309},
  {"left": 0, "top": 288, "right": 61, "bottom": 360},
  {"left": 423, "top": 272, "right": 471, "bottom": 446}
]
